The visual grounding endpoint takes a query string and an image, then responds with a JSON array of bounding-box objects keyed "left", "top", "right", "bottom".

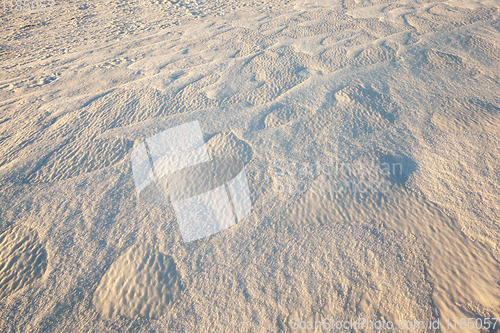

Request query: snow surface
[{"left": 1, "top": 0, "right": 500, "bottom": 331}]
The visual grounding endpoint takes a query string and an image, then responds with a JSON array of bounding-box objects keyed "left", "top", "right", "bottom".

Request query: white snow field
[{"left": 1, "top": 0, "right": 500, "bottom": 331}]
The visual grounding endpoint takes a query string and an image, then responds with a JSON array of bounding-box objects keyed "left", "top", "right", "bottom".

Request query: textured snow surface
[
  {"left": 93, "top": 244, "right": 183, "bottom": 319},
  {"left": 1, "top": 0, "right": 500, "bottom": 331},
  {"left": 0, "top": 226, "right": 47, "bottom": 301}
]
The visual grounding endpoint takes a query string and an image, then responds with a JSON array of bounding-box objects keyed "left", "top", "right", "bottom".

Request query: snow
[{"left": 1, "top": 0, "right": 499, "bottom": 331}]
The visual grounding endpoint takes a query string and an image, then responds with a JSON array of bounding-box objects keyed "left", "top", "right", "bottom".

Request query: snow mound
[
  {"left": 93, "top": 244, "right": 183, "bottom": 319},
  {"left": 330, "top": 83, "right": 396, "bottom": 137},
  {"left": 206, "top": 132, "right": 253, "bottom": 164}
]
